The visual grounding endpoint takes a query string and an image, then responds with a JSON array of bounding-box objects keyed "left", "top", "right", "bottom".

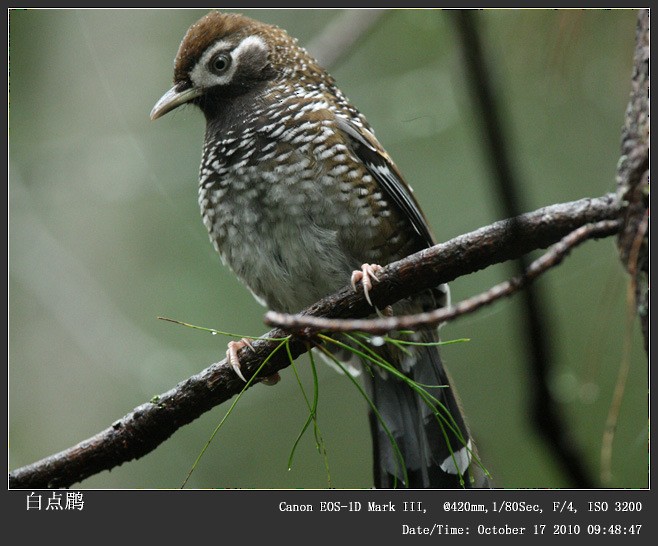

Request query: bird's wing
[{"left": 336, "top": 116, "right": 436, "bottom": 248}]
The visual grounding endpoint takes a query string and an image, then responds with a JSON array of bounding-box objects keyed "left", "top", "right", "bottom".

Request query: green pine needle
[{"left": 166, "top": 315, "right": 487, "bottom": 488}]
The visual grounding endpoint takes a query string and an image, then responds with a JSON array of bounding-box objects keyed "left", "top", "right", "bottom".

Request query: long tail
[{"left": 367, "top": 342, "right": 489, "bottom": 488}]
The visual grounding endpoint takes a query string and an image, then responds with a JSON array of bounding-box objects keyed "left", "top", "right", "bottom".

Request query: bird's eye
[{"left": 210, "top": 53, "right": 231, "bottom": 75}]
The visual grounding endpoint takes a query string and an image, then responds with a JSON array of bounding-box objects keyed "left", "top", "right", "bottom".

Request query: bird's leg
[
  {"left": 351, "top": 263, "right": 384, "bottom": 306},
  {"left": 227, "top": 338, "right": 281, "bottom": 386}
]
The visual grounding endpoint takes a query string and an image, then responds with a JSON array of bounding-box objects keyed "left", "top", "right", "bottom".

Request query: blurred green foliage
[{"left": 9, "top": 8, "right": 646, "bottom": 488}]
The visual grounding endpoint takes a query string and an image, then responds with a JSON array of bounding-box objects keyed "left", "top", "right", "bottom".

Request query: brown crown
[{"left": 172, "top": 11, "right": 331, "bottom": 87}]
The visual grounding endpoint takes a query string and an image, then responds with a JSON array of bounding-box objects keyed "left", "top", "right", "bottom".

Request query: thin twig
[
  {"left": 601, "top": 210, "right": 648, "bottom": 484},
  {"left": 266, "top": 220, "right": 621, "bottom": 334}
]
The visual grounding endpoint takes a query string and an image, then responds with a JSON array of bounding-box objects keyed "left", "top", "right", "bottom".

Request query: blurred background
[{"left": 9, "top": 9, "right": 646, "bottom": 489}]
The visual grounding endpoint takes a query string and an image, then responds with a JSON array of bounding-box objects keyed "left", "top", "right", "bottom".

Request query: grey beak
[{"left": 150, "top": 85, "right": 202, "bottom": 120}]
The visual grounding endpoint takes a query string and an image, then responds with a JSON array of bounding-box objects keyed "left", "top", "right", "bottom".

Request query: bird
[{"left": 151, "top": 10, "right": 488, "bottom": 488}]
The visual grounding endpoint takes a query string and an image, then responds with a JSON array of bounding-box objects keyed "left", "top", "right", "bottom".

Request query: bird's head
[{"left": 150, "top": 11, "right": 327, "bottom": 121}]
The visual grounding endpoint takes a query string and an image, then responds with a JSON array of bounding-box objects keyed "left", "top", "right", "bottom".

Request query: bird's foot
[
  {"left": 351, "top": 263, "right": 384, "bottom": 306},
  {"left": 227, "top": 338, "right": 281, "bottom": 386}
]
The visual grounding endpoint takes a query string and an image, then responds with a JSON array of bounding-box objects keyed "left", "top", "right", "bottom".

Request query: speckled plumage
[{"left": 152, "top": 11, "right": 487, "bottom": 489}]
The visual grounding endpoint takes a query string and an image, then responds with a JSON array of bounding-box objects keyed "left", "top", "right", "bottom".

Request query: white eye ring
[
  {"left": 210, "top": 53, "right": 231, "bottom": 75},
  {"left": 190, "top": 36, "right": 267, "bottom": 89}
]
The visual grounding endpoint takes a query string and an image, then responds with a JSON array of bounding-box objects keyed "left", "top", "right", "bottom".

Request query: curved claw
[
  {"left": 350, "top": 263, "right": 383, "bottom": 306},
  {"left": 226, "top": 338, "right": 280, "bottom": 386},
  {"left": 226, "top": 339, "right": 252, "bottom": 382}
]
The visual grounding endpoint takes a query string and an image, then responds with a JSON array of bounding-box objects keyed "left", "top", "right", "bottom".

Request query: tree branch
[
  {"left": 9, "top": 193, "right": 621, "bottom": 489},
  {"left": 265, "top": 219, "right": 621, "bottom": 334},
  {"left": 616, "top": 8, "right": 649, "bottom": 353}
]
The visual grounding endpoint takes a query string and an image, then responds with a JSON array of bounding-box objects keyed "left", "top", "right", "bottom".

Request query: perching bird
[{"left": 151, "top": 10, "right": 487, "bottom": 488}]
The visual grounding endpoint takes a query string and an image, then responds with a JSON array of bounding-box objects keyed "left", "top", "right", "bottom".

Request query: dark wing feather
[{"left": 336, "top": 116, "right": 436, "bottom": 248}]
